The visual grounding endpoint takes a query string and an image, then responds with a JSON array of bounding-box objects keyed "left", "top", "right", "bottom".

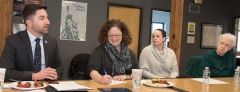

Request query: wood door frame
[
  {"left": 0, "top": 0, "right": 13, "bottom": 57},
  {"left": 170, "top": 0, "right": 184, "bottom": 66},
  {"left": 150, "top": 8, "right": 171, "bottom": 45},
  {"left": 232, "top": 16, "right": 240, "bottom": 59},
  {"left": 107, "top": 2, "right": 143, "bottom": 58}
]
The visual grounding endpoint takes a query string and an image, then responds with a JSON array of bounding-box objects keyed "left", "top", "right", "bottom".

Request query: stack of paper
[
  {"left": 109, "top": 80, "right": 126, "bottom": 85},
  {"left": 49, "top": 81, "right": 92, "bottom": 91},
  {"left": 191, "top": 78, "right": 229, "bottom": 84}
]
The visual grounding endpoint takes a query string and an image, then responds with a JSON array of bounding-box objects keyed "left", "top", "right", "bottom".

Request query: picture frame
[
  {"left": 12, "top": 23, "right": 26, "bottom": 34},
  {"left": 13, "top": 0, "right": 45, "bottom": 16},
  {"left": 187, "top": 35, "right": 195, "bottom": 44},
  {"left": 194, "top": 0, "right": 202, "bottom": 4},
  {"left": 201, "top": 23, "right": 223, "bottom": 48},
  {"left": 187, "top": 22, "right": 196, "bottom": 35}
]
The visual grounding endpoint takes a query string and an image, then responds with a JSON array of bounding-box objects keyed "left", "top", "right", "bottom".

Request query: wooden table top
[{"left": 2, "top": 77, "right": 239, "bottom": 92}]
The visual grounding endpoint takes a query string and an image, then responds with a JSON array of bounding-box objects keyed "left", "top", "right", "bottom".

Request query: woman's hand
[
  {"left": 99, "top": 75, "right": 112, "bottom": 84},
  {"left": 113, "top": 75, "right": 127, "bottom": 81}
]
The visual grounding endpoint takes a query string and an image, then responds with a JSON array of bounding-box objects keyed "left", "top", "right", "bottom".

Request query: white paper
[
  {"left": 109, "top": 80, "right": 126, "bottom": 85},
  {"left": 91, "top": 80, "right": 126, "bottom": 85},
  {"left": 191, "top": 78, "right": 229, "bottom": 84},
  {"left": 3, "top": 84, "right": 10, "bottom": 88},
  {"left": 49, "top": 81, "right": 92, "bottom": 91}
]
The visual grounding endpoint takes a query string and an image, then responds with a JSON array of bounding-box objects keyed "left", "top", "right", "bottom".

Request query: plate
[
  {"left": 10, "top": 81, "right": 47, "bottom": 90},
  {"left": 143, "top": 80, "right": 174, "bottom": 88}
]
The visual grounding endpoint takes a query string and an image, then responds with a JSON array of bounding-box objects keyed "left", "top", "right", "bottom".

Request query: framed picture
[
  {"left": 201, "top": 23, "right": 223, "bottom": 48},
  {"left": 187, "top": 35, "right": 195, "bottom": 44},
  {"left": 12, "top": 23, "right": 26, "bottom": 34},
  {"left": 194, "top": 0, "right": 202, "bottom": 4},
  {"left": 187, "top": 22, "right": 196, "bottom": 35},
  {"left": 13, "top": 0, "right": 45, "bottom": 16}
]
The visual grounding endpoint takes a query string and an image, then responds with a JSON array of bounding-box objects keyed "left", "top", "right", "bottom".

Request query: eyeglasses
[{"left": 108, "top": 34, "right": 122, "bottom": 38}]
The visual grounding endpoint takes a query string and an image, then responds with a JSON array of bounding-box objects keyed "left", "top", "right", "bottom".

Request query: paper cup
[
  {"left": 0, "top": 68, "right": 6, "bottom": 91},
  {"left": 132, "top": 69, "right": 142, "bottom": 88}
]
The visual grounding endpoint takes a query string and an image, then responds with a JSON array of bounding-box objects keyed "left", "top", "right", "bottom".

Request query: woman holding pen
[{"left": 87, "top": 19, "right": 139, "bottom": 84}]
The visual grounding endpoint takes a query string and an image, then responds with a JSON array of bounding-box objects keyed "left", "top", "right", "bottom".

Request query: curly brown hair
[{"left": 98, "top": 19, "right": 132, "bottom": 45}]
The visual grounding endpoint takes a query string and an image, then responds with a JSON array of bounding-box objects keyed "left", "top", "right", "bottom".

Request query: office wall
[
  {"left": 232, "top": 0, "right": 240, "bottom": 17},
  {"left": 232, "top": 0, "right": 240, "bottom": 33},
  {"left": 179, "top": 0, "right": 232, "bottom": 76},
  {"left": 13, "top": 0, "right": 171, "bottom": 79}
]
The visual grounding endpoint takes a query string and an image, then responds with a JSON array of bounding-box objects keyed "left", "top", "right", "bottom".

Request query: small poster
[
  {"left": 60, "top": 1, "right": 87, "bottom": 41},
  {"left": 187, "top": 22, "right": 196, "bottom": 35}
]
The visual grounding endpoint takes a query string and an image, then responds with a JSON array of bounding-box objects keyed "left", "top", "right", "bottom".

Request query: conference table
[{"left": 2, "top": 77, "right": 239, "bottom": 92}]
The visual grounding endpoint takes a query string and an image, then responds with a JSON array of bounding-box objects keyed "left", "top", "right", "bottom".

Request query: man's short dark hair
[{"left": 22, "top": 4, "right": 47, "bottom": 23}]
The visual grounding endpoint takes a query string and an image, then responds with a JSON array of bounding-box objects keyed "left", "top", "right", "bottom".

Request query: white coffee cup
[
  {"left": 132, "top": 69, "right": 143, "bottom": 88},
  {"left": 0, "top": 68, "right": 6, "bottom": 91}
]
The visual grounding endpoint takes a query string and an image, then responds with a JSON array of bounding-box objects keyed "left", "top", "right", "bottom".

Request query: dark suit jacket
[{"left": 0, "top": 31, "right": 63, "bottom": 82}]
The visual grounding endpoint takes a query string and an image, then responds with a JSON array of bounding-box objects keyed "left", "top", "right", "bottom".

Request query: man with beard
[
  {"left": 196, "top": 33, "right": 236, "bottom": 77},
  {"left": 0, "top": 4, "right": 63, "bottom": 82}
]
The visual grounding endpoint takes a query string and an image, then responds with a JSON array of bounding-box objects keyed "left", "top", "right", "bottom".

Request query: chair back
[
  {"left": 184, "top": 56, "right": 202, "bottom": 77},
  {"left": 69, "top": 54, "right": 91, "bottom": 80}
]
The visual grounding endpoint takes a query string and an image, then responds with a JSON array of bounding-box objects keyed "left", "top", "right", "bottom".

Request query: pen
[
  {"left": 104, "top": 69, "right": 108, "bottom": 75},
  {"left": 104, "top": 69, "right": 112, "bottom": 84}
]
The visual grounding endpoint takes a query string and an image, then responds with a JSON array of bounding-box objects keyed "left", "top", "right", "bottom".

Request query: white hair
[{"left": 218, "top": 33, "right": 236, "bottom": 47}]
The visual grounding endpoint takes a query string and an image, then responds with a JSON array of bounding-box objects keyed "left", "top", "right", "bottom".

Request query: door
[
  {"left": 234, "top": 18, "right": 240, "bottom": 66},
  {"left": 108, "top": 5, "right": 141, "bottom": 56}
]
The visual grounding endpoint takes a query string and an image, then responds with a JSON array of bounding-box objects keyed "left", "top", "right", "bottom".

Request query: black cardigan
[{"left": 87, "top": 45, "right": 139, "bottom": 77}]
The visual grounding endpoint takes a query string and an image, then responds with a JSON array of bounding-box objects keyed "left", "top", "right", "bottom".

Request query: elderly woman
[
  {"left": 196, "top": 33, "right": 236, "bottom": 77},
  {"left": 139, "top": 29, "right": 179, "bottom": 79},
  {"left": 87, "top": 19, "right": 139, "bottom": 84}
]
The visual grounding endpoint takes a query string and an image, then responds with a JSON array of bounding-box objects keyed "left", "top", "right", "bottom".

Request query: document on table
[
  {"left": 91, "top": 80, "right": 126, "bottom": 85},
  {"left": 191, "top": 78, "right": 229, "bottom": 84},
  {"left": 109, "top": 80, "right": 126, "bottom": 85},
  {"left": 49, "top": 81, "right": 92, "bottom": 91}
]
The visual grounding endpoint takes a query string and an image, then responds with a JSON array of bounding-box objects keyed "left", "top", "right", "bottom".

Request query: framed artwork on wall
[
  {"left": 187, "top": 22, "right": 196, "bottom": 35},
  {"left": 200, "top": 23, "right": 223, "bottom": 48},
  {"left": 194, "top": 0, "right": 202, "bottom": 4},
  {"left": 13, "top": 0, "right": 45, "bottom": 16},
  {"left": 187, "top": 35, "right": 195, "bottom": 44}
]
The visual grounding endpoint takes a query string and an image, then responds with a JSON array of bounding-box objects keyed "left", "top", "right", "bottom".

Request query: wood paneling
[
  {"left": 169, "top": 0, "right": 184, "bottom": 66},
  {"left": 108, "top": 6, "right": 140, "bottom": 56},
  {"left": 0, "top": 0, "right": 13, "bottom": 57}
]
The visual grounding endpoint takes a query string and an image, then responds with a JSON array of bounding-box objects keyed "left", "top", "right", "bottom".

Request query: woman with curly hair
[{"left": 87, "top": 19, "right": 139, "bottom": 84}]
